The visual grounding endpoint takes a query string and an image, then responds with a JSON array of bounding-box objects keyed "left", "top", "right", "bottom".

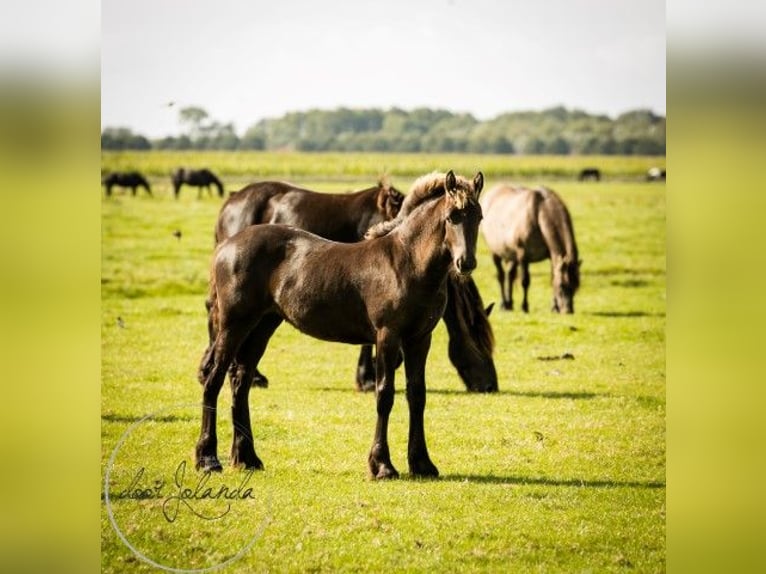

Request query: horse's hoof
[
  {"left": 196, "top": 455, "right": 223, "bottom": 473},
  {"left": 233, "top": 457, "right": 264, "bottom": 471},
  {"left": 356, "top": 379, "right": 375, "bottom": 392},
  {"left": 369, "top": 458, "right": 399, "bottom": 480},
  {"left": 374, "top": 465, "right": 400, "bottom": 480},
  {"left": 502, "top": 301, "right": 512, "bottom": 311},
  {"left": 409, "top": 459, "right": 439, "bottom": 478}
]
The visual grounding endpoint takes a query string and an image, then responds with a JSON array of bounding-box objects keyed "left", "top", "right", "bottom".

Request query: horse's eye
[{"left": 448, "top": 211, "right": 463, "bottom": 224}]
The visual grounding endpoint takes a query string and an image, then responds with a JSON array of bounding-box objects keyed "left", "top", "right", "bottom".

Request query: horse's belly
[{"left": 277, "top": 294, "right": 375, "bottom": 345}]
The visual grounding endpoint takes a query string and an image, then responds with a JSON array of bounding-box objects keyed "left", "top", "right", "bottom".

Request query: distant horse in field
[
  {"left": 480, "top": 183, "right": 580, "bottom": 314},
  {"left": 646, "top": 167, "right": 666, "bottom": 181},
  {"left": 172, "top": 168, "right": 224, "bottom": 199},
  {"left": 213, "top": 177, "right": 497, "bottom": 393},
  {"left": 197, "top": 170, "right": 485, "bottom": 477},
  {"left": 578, "top": 168, "right": 601, "bottom": 182},
  {"left": 102, "top": 171, "right": 152, "bottom": 197}
]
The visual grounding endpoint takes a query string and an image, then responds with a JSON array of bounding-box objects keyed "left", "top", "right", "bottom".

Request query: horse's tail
[
  {"left": 199, "top": 259, "right": 220, "bottom": 385},
  {"left": 172, "top": 168, "right": 183, "bottom": 199}
]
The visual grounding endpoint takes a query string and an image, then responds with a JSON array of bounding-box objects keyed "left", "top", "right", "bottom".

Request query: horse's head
[
  {"left": 445, "top": 278, "right": 498, "bottom": 392},
  {"left": 376, "top": 178, "right": 405, "bottom": 221},
  {"left": 444, "top": 170, "right": 484, "bottom": 276},
  {"left": 552, "top": 257, "right": 581, "bottom": 314}
]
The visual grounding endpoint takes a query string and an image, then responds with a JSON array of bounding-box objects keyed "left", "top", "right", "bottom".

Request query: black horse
[
  {"left": 213, "top": 177, "right": 497, "bottom": 393},
  {"left": 102, "top": 171, "right": 152, "bottom": 197},
  {"left": 172, "top": 168, "right": 224, "bottom": 199},
  {"left": 578, "top": 168, "right": 601, "bottom": 182},
  {"left": 197, "top": 170, "right": 484, "bottom": 477}
]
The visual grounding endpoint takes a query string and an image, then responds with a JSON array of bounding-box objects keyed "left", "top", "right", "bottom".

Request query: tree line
[{"left": 102, "top": 105, "right": 665, "bottom": 155}]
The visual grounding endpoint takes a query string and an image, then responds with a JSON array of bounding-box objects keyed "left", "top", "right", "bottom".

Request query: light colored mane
[{"left": 365, "top": 171, "right": 475, "bottom": 239}]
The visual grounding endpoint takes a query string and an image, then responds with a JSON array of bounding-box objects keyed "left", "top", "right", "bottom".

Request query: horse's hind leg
[
  {"left": 492, "top": 254, "right": 510, "bottom": 310},
  {"left": 229, "top": 313, "right": 282, "bottom": 468},
  {"left": 520, "top": 261, "right": 531, "bottom": 313},
  {"left": 356, "top": 345, "right": 376, "bottom": 392}
]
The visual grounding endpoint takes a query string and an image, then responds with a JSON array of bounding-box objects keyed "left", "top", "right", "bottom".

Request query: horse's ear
[
  {"left": 445, "top": 170, "right": 457, "bottom": 192},
  {"left": 473, "top": 172, "right": 484, "bottom": 196},
  {"left": 485, "top": 302, "right": 495, "bottom": 317}
]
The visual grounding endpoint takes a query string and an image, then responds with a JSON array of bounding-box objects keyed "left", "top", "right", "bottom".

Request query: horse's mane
[
  {"left": 536, "top": 186, "right": 580, "bottom": 289},
  {"left": 365, "top": 171, "right": 473, "bottom": 239},
  {"left": 446, "top": 275, "right": 495, "bottom": 357}
]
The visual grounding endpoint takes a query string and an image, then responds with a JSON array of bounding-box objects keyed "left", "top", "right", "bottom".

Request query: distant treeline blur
[{"left": 102, "top": 105, "right": 665, "bottom": 156}]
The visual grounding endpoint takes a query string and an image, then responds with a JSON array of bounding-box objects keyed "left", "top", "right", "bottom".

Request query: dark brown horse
[
  {"left": 213, "top": 178, "right": 497, "bottom": 392},
  {"left": 197, "top": 171, "right": 484, "bottom": 478},
  {"left": 172, "top": 168, "right": 224, "bottom": 199},
  {"left": 102, "top": 171, "right": 152, "bottom": 197},
  {"left": 480, "top": 183, "right": 580, "bottom": 313}
]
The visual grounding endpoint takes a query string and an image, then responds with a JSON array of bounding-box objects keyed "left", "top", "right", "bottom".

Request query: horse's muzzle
[{"left": 455, "top": 257, "right": 477, "bottom": 275}]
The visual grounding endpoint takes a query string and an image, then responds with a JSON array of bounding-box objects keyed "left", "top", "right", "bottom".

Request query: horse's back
[
  {"left": 215, "top": 182, "right": 296, "bottom": 242},
  {"left": 217, "top": 181, "right": 379, "bottom": 244},
  {"left": 480, "top": 184, "right": 547, "bottom": 262}
]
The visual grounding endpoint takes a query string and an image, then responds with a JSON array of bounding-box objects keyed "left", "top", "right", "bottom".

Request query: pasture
[{"left": 101, "top": 153, "right": 665, "bottom": 572}]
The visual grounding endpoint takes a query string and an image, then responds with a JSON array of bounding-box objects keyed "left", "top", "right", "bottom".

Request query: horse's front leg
[
  {"left": 508, "top": 260, "right": 518, "bottom": 311},
  {"left": 356, "top": 345, "right": 376, "bottom": 392},
  {"left": 520, "top": 261, "right": 531, "bottom": 313},
  {"left": 492, "top": 254, "right": 510, "bottom": 310},
  {"left": 368, "top": 329, "right": 400, "bottom": 479},
  {"left": 404, "top": 333, "right": 439, "bottom": 478}
]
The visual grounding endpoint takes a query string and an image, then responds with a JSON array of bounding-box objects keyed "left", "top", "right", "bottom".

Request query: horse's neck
[
  {"left": 391, "top": 200, "right": 449, "bottom": 278},
  {"left": 541, "top": 204, "right": 577, "bottom": 262}
]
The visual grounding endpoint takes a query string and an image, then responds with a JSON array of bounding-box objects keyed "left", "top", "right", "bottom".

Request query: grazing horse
[
  {"left": 647, "top": 167, "right": 666, "bottom": 181},
  {"left": 578, "top": 167, "right": 601, "bottom": 182},
  {"left": 213, "top": 178, "right": 497, "bottom": 393},
  {"left": 102, "top": 171, "right": 152, "bottom": 197},
  {"left": 480, "top": 183, "right": 580, "bottom": 314},
  {"left": 197, "top": 170, "right": 484, "bottom": 478},
  {"left": 172, "top": 168, "right": 224, "bottom": 199}
]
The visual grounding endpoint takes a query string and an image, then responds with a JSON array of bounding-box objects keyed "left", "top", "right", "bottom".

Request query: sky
[{"left": 101, "top": 0, "right": 666, "bottom": 138}]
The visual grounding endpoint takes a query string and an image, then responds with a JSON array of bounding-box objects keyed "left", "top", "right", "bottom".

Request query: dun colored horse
[
  {"left": 172, "top": 168, "right": 224, "bottom": 199},
  {"left": 480, "top": 183, "right": 580, "bottom": 313},
  {"left": 102, "top": 171, "right": 152, "bottom": 197},
  {"left": 213, "top": 178, "right": 497, "bottom": 392},
  {"left": 197, "top": 171, "right": 484, "bottom": 478}
]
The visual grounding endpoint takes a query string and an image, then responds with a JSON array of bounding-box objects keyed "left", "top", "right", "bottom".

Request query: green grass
[
  {"left": 102, "top": 150, "right": 664, "bottom": 181},
  {"left": 101, "top": 158, "right": 665, "bottom": 573}
]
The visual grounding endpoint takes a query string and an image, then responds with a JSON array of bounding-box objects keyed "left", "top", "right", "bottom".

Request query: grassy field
[
  {"left": 101, "top": 154, "right": 665, "bottom": 572},
  {"left": 101, "top": 150, "right": 665, "bottom": 181}
]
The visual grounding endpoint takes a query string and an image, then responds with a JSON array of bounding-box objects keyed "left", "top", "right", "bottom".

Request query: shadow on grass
[
  {"left": 309, "top": 388, "right": 607, "bottom": 400},
  {"left": 587, "top": 310, "right": 665, "bottom": 318},
  {"left": 438, "top": 474, "right": 665, "bottom": 489},
  {"left": 101, "top": 413, "right": 196, "bottom": 423}
]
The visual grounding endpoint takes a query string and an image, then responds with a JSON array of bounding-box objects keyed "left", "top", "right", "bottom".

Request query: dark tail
[{"left": 198, "top": 268, "right": 220, "bottom": 384}]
